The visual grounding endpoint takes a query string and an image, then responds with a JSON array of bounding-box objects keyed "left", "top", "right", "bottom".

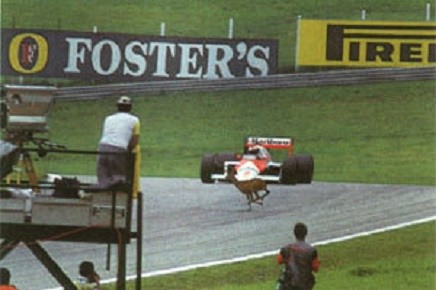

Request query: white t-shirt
[{"left": 99, "top": 112, "right": 139, "bottom": 149}]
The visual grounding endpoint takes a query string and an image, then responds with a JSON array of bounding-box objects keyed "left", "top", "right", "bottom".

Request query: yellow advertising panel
[{"left": 298, "top": 19, "right": 436, "bottom": 67}]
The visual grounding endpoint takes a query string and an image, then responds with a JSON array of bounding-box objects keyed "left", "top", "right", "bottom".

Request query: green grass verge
[
  {"left": 38, "top": 80, "right": 435, "bottom": 185},
  {"left": 99, "top": 221, "right": 435, "bottom": 290}
]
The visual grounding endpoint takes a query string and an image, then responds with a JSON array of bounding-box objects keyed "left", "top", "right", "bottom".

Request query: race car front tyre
[
  {"left": 280, "top": 157, "right": 298, "bottom": 185},
  {"left": 295, "top": 155, "right": 314, "bottom": 184},
  {"left": 200, "top": 154, "right": 215, "bottom": 183}
]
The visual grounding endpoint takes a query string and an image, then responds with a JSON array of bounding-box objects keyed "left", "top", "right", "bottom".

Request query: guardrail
[{"left": 56, "top": 67, "right": 436, "bottom": 101}]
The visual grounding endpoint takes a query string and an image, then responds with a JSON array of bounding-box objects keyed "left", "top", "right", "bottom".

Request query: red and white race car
[{"left": 200, "top": 136, "right": 314, "bottom": 184}]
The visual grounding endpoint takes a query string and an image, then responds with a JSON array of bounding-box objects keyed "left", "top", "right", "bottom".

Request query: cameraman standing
[{"left": 97, "top": 96, "right": 140, "bottom": 193}]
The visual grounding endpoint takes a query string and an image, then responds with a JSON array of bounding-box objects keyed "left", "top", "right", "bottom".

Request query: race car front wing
[{"left": 210, "top": 160, "right": 283, "bottom": 182}]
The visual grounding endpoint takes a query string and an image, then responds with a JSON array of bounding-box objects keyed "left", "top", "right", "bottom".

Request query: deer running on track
[{"left": 226, "top": 167, "right": 270, "bottom": 211}]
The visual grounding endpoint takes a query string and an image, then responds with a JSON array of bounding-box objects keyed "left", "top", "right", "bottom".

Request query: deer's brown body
[{"left": 227, "top": 167, "right": 270, "bottom": 211}]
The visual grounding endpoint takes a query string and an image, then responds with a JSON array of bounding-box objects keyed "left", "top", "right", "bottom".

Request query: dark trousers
[{"left": 97, "top": 143, "right": 128, "bottom": 188}]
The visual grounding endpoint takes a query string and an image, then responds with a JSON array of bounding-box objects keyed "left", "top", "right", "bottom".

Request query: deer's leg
[
  {"left": 247, "top": 195, "right": 252, "bottom": 211},
  {"left": 252, "top": 191, "right": 263, "bottom": 205},
  {"left": 261, "top": 189, "right": 270, "bottom": 199}
]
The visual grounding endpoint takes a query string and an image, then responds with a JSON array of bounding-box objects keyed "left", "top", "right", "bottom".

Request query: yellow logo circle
[{"left": 9, "top": 33, "right": 49, "bottom": 74}]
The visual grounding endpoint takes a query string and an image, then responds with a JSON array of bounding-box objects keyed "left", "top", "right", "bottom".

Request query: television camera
[{"left": 0, "top": 84, "right": 64, "bottom": 184}]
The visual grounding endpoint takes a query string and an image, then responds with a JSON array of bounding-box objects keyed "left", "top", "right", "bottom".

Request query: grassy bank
[
  {"left": 99, "top": 221, "right": 435, "bottom": 290},
  {"left": 40, "top": 80, "right": 435, "bottom": 185}
]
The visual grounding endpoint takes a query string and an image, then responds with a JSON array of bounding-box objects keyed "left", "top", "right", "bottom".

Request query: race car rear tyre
[
  {"left": 295, "top": 155, "right": 314, "bottom": 184},
  {"left": 280, "top": 157, "right": 298, "bottom": 185},
  {"left": 213, "top": 152, "right": 238, "bottom": 172},
  {"left": 200, "top": 154, "right": 215, "bottom": 183}
]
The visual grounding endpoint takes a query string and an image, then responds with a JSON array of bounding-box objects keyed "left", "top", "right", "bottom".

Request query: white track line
[{"left": 47, "top": 216, "right": 436, "bottom": 289}]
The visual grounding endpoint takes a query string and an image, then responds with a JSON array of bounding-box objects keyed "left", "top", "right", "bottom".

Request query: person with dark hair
[
  {"left": 96, "top": 95, "right": 140, "bottom": 191},
  {"left": 75, "top": 261, "right": 101, "bottom": 290},
  {"left": 0, "top": 268, "right": 18, "bottom": 290},
  {"left": 276, "top": 222, "right": 319, "bottom": 290}
]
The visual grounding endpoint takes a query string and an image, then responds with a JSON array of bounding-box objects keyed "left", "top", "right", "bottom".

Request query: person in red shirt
[
  {"left": 276, "top": 223, "right": 319, "bottom": 290},
  {"left": 0, "top": 268, "right": 18, "bottom": 290}
]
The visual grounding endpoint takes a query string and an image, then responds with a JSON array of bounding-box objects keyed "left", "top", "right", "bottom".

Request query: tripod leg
[{"left": 22, "top": 152, "right": 40, "bottom": 193}]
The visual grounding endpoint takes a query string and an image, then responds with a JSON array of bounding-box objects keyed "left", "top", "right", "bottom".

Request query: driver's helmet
[
  {"left": 248, "top": 144, "right": 270, "bottom": 159},
  {"left": 248, "top": 144, "right": 261, "bottom": 154}
]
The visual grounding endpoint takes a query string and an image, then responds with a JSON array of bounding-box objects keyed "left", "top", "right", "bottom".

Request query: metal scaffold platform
[{"left": 0, "top": 85, "right": 143, "bottom": 290}]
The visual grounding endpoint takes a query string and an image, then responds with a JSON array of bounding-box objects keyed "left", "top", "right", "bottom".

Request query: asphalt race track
[{"left": 1, "top": 178, "right": 435, "bottom": 290}]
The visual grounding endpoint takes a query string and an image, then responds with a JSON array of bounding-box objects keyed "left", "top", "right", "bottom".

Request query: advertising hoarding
[
  {"left": 2, "top": 29, "right": 278, "bottom": 81},
  {"left": 298, "top": 20, "right": 436, "bottom": 67}
]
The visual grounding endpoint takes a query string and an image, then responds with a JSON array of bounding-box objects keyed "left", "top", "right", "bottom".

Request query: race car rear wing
[{"left": 244, "top": 136, "right": 294, "bottom": 157}]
